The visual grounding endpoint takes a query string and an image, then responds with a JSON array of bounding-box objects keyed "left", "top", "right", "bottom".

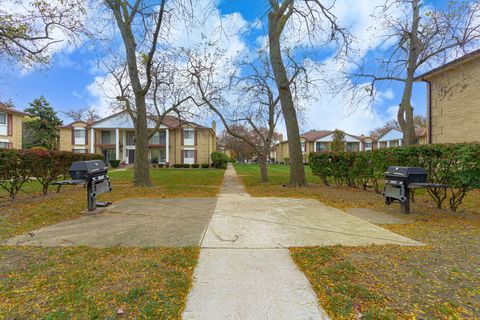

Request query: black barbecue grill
[
  {"left": 54, "top": 160, "right": 112, "bottom": 212},
  {"left": 382, "top": 166, "right": 447, "bottom": 214}
]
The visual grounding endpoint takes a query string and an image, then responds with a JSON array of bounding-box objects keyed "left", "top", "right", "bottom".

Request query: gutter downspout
[{"left": 425, "top": 79, "right": 432, "bottom": 144}]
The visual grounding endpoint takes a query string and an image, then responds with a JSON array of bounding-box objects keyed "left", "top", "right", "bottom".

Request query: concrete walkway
[
  {"left": 184, "top": 164, "right": 330, "bottom": 319},
  {"left": 184, "top": 165, "right": 419, "bottom": 320}
]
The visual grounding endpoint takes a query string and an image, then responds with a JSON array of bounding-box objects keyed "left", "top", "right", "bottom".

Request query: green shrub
[
  {"left": 191, "top": 164, "right": 200, "bottom": 168},
  {"left": 158, "top": 164, "right": 165, "bottom": 168},
  {"left": 109, "top": 160, "right": 120, "bottom": 168},
  {"left": 0, "top": 149, "right": 103, "bottom": 199},
  {"left": 0, "top": 149, "right": 30, "bottom": 200},
  {"left": 183, "top": 164, "right": 191, "bottom": 168},
  {"left": 173, "top": 164, "right": 183, "bottom": 168},
  {"left": 211, "top": 151, "right": 228, "bottom": 169},
  {"left": 309, "top": 143, "right": 480, "bottom": 211},
  {"left": 201, "top": 163, "right": 209, "bottom": 168}
]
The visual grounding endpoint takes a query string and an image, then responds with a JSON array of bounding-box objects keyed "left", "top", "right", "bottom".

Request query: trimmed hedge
[
  {"left": 109, "top": 160, "right": 120, "bottom": 168},
  {"left": 309, "top": 144, "right": 480, "bottom": 211},
  {"left": 173, "top": 164, "right": 183, "bottom": 168},
  {"left": 211, "top": 151, "right": 228, "bottom": 169},
  {"left": 191, "top": 164, "right": 200, "bottom": 168},
  {"left": 201, "top": 163, "right": 209, "bottom": 168},
  {"left": 0, "top": 149, "right": 103, "bottom": 199}
]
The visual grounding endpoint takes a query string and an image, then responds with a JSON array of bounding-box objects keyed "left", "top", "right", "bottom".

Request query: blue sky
[{"left": 0, "top": 0, "right": 441, "bottom": 135}]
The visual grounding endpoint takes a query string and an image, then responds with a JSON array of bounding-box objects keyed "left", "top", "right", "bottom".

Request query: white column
[
  {"left": 122, "top": 131, "right": 126, "bottom": 162},
  {"left": 377, "top": 141, "right": 380, "bottom": 149},
  {"left": 387, "top": 140, "right": 391, "bottom": 148},
  {"left": 115, "top": 128, "right": 120, "bottom": 160},
  {"left": 359, "top": 142, "right": 363, "bottom": 152},
  {"left": 166, "top": 129, "right": 170, "bottom": 164},
  {"left": 90, "top": 129, "right": 95, "bottom": 154},
  {"left": 399, "top": 139, "right": 403, "bottom": 146}
]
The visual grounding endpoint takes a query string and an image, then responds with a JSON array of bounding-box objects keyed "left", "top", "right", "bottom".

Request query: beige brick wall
[
  {"left": 0, "top": 113, "right": 23, "bottom": 149},
  {"left": 429, "top": 57, "right": 480, "bottom": 143},
  {"left": 58, "top": 122, "right": 91, "bottom": 152},
  {"left": 168, "top": 127, "right": 215, "bottom": 165},
  {"left": 12, "top": 114, "right": 23, "bottom": 148},
  {"left": 275, "top": 140, "right": 313, "bottom": 163}
]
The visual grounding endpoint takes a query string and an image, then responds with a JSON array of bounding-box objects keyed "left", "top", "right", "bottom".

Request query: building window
[
  {"left": 102, "top": 149, "right": 116, "bottom": 162},
  {"left": 0, "top": 141, "right": 9, "bottom": 148},
  {"left": 183, "top": 128, "right": 194, "bottom": 146},
  {"left": 365, "top": 142, "right": 372, "bottom": 149},
  {"left": 150, "top": 148, "right": 166, "bottom": 163},
  {"left": 316, "top": 142, "right": 325, "bottom": 152},
  {"left": 301, "top": 141, "right": 305, "bottom": 153},
  {"left": 74, "top": 129, "right": 86, "bottom": 145},
  {"left": 126, "top": 131, "right": 135, "bottom": 145},
  {"left": 183, "top": 149, "right": 195, "bottom": 164},
  {"left": 73, "top": 148, "right": 87, "bottom": 154},
  {"left": 346, "top": 142, "right": 355, "bottom": 152},
  {"left": 149, "top": 131, "right": 166, "bottom": 145},
  {"left": 101, "top": 131, "right": 115, "bottom": 144},
  {"left": 0, "top": 112, "right": 6, "bottom": 125}
]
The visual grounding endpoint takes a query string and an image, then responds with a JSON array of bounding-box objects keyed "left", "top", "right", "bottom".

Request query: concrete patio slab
[
  {"left": 2, "top": 198, "right": 216, "bottom": 248},
  {"left": 347, "top": 208, "right": 411, "bottom": 224},
  {"left": 201, "top": 196, "right": 421, "bottom": 248},
  {"left": 183, "top": 248, "right": 329, "bottom": 320}
]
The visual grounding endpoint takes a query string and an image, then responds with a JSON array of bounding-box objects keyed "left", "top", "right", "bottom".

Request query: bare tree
[
  {"left": 185, "top": 44, "right": 311, "bottom": 182},
  {"left": 0, "top": 0, "right": 89, "bottom": 65},
  {"left": 218, "top": 127, "right": 256, "bottom": 162},
  {"left": 352, "top": 0, "right": 480, "bottom": 145},
  {"left": 267, "top": 0, "right": 350, "bottom": 187},
  {"left": 103, "top": 0, "right": 196, "bottom": 186},
  {"left": 63, "top": 107, "right": 101, "bottom": 123}
]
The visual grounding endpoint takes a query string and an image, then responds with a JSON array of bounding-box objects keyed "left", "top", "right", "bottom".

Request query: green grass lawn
[
  {"left": 0, "top": 168, "right": 224, "bottom": 319},
  {"left": 235, "top": 163, "right": 480, "bottom": 319}
]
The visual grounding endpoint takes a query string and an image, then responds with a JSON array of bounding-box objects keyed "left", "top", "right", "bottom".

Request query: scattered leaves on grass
[
  {"left": 236, "top": 164, "right": 480, "bottom": 319},
  {"left": 0, "top": 246, "right": 199, "bottom": 319}
]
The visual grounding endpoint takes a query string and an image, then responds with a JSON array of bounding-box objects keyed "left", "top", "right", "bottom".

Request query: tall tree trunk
[
  {"left": 258, "top": 152, "right": 268, "bottom": 183},
  {"left": 134, "top": 97, "right": 152, "bottom": 187},
  {"left": 110, "top": 3, "right": 152, "bottom": 187},
  {"left": 399, "top": 0, "right": 420, "bottom": 145},
  {"left": 268, "top": 11, "right": 306, "bottom": 187}
]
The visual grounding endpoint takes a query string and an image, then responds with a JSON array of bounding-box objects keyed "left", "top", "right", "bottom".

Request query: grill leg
[
  {"left": 401, "top": 188, "right": 411, "bottom": 214},
  {"left": 87, "top": 182, "right": 96, "bottom": 212}
]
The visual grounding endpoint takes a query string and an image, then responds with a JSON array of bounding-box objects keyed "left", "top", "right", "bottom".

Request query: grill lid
[
  {"left": 385, "top": 166, "right": 427, "bottom": 176},
  {"left": 69, "top": 160, "right": 108, "bottom": 175}
]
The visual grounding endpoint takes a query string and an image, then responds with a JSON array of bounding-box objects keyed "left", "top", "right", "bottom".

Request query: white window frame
[
  {"left": 183, "top": 148, "right": 195, "bottom": 164},
  {"left": 183, "top": 128, "right": 195, "bottom": 146},
  {"left": 74, "top": 128, "right": 86, "bottom": 145},
  {"left": 0, "top": 112, "right": 7, "bottom": 136},
  {"left": 0, "top": 139, "right": 9, "bottom": 148},
  {"left": 301, "top": 141, "right": 305, "bottom": 153}
]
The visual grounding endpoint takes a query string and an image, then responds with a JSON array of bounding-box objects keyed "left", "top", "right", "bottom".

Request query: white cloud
[
  {"left": 72, "top": 90, "right": 83, "bottom": 99},
  {"left": 86, "top": 74, "right": 120, "bottom": 117}
]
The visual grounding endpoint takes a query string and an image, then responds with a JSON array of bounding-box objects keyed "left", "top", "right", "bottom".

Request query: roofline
[
  {"left": 90, "top": 110, "right": 212, "bottom": 130},
  {"left": 415, "top": 48, "right": 480, "bottom": 81},
  {"left": 0, "top": 105, "right": 29, "bottom": 116},
  {"left": 59, "top": 121, "right": 90, "bottom": 129},
  {"left": 377, "top": 127, "right": 402, "bottom": 140}
]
